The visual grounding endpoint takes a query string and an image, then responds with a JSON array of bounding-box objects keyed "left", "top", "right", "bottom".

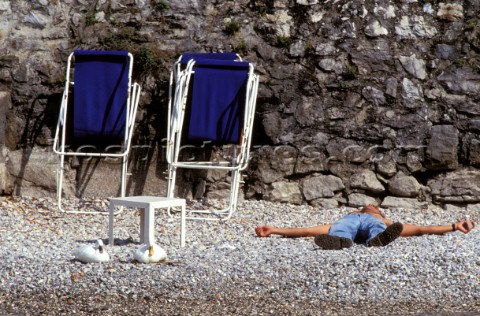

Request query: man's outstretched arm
[
  {"left": 255, "top": 224, "right": 331, "bottom": 238},
  {"left": 401, "top": 220, "right": 476, "bottom": 237}
]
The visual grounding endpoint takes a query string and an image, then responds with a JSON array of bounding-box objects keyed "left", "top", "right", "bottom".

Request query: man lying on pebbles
[{"left": 255, "top": 204, "right": 477, "bottom": 250}]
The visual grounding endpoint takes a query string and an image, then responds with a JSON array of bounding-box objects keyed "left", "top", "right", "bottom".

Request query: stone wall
[{"left": 1, "top": 0, "right": 480, "bottom": 210}]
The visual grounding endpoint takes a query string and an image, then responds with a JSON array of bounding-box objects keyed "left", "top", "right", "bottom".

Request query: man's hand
[
  {"left": 454, "top": 220, "right": 477, "bottom": 234},
  {"left": 255, "top": 226, "right": 273, "bottom": 237}
]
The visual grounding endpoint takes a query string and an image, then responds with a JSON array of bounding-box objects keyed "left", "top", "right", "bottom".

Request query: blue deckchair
[
  {"left": 188, "top": 59, "right": 249, "bottom": 144},
  {"left": 167, "top": 53, "right": 259, "bottom": 220},
  {"left": 73, "top": 51, "right": 129, "bottom": 143},
  {"left": 53, "top": 50, "right": 141, "bottom": 213}
]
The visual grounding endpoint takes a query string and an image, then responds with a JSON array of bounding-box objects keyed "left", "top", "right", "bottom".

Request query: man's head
[{"left": 360, "top": 204, "right": 384, "bottom": 217}]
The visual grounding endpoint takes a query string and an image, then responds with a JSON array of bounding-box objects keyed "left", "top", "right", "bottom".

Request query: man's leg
[
  {"left": 361, "top": 215, "right": 403, "bottom": 247},
  {"left": 314, "top": 214, "right": 359, "bottom": 250},
  {"left": 367, "top": 222, "right": 403, "bottom": 247}
]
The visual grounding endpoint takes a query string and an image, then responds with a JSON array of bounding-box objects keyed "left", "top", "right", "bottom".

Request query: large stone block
[
  {"left": 7, "top": 148, "right": 59, "bottom": 197},
  {"left": 253, "top": 146, "right": 298, "bottom": 184},
  {"left": 428, "top": 169, "right": 480, "bottom": 203},
  {"left": 438, "top": 68, "right": 480, "bottom": 95},
  {"left": 388, "top": 171, "right": 422, "bottom": 198},
  {"left": 302, "top": 175, "right": 344, "bottom": 200},
  {"left": 381, "top": 196, "right": 428, "bottom": 210},
  {"left": 425, "top": 125, "right": 459, "bottom": 170},
  {"left": 266, "top": 181, "right": 302, "bottom": 205},
  {"left": 349, "top": 169, "right": 385, "bottom": 193},
  {"left": 348, "top": 193, "right": 377, "bottom": 208},
  {"left": 294, "top": 145, "right": 327, "bottom": 174}
]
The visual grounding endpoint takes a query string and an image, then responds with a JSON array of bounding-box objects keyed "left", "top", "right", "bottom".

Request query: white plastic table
[{"left": 108, "top": 196, "right": 186, "bottom": 247}]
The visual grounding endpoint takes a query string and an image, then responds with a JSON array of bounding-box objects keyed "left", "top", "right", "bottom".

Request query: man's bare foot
[{"left": 255, "top": 226, "right": 273, "bottom": 237}]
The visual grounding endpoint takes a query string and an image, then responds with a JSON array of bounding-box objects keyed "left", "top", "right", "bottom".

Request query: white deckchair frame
[
  {"left": 166, "top": 54, "right": 259, "bottom": 221},
  {"left": 52, "top": 51, "right": 141, "bottom": 214}
]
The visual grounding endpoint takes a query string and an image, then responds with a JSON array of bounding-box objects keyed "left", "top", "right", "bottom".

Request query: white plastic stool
[{"left": 108, "top": 196, "right": 186, "bottom": 247}]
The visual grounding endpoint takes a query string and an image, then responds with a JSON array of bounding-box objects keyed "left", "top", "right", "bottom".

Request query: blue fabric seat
[
  {"left": 187, "top": 59, "right": 249, "bottom": 144},
  {"left": 73, "top": 50, "right": 129, "bottom": 145}
]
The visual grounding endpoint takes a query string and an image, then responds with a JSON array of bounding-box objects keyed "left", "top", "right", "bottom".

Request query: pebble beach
[{"left": 0, "top": 196, "right": 479, "bottom": 315}]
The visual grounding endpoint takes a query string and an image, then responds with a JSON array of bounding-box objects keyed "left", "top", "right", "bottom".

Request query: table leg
[
  {"left": 145, "top": 205, "right": 155, "bottom": 245},
  {"left": 180, "top": 202, "right": 186, "bottom": 247},
  {"left": 140, "top": 208, "right": 145, "bottom": 244},
  {"left": 109, "top": 203, "right": 115, "bottom": 246}
]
